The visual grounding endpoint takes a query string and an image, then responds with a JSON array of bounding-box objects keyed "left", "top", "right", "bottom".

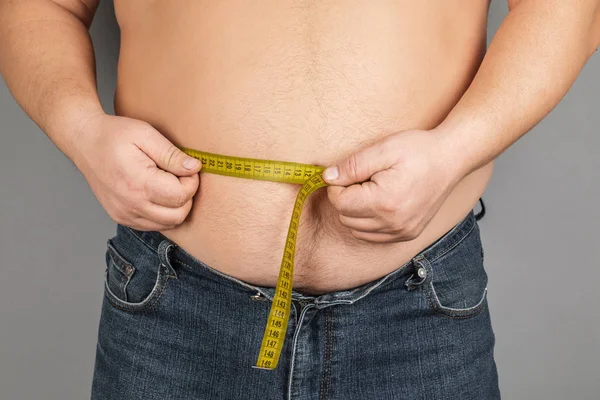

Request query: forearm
[
  {"left": 0, "top": 0, "right": 102, "bottom": 159},
  {"left": 434, "top": 0, "right": 600, "bottom": 179}
]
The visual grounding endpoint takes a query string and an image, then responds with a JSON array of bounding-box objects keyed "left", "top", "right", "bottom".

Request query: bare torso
[{"left": 113, "top": 0, "right": 494, "bottom": 295}]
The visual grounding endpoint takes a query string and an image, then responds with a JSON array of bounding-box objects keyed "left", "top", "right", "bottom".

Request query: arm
[
  {"left": 434, "top": 0, "right": 600, "bottom": 178},
  {"left": 321, "top": 0, "right": 600, "bottom": 243},
  {"left": 0, "top": 0, "right": 202, "bottom": 231},
  {"left": 0, "top": 0, "right": 102, "bottom": 158}
]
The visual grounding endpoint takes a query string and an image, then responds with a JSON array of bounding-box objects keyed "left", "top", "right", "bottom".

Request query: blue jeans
[{"left": 91, "top": 210, "right": 500, "bottom": 400}]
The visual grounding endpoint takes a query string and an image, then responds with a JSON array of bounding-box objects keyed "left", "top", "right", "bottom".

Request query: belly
[{"left": 113, "top": 0, "right": 494, "bottom": 294}]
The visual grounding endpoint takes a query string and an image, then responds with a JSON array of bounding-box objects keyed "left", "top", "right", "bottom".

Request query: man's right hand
[{"left": 70, "top": 114, "right": 202, "bottom": 231}]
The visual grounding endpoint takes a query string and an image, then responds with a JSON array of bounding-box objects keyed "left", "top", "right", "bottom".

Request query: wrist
[
  {"left": 62, "top": 106, "right": 106, "bottom": 164},
  {"left": 428, "top": 126, "right": 471, "bottom": 186}
]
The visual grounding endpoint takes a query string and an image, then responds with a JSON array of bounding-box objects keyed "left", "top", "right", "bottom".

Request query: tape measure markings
[{"left": 180, "top": 147, "right": 328, "bottom": 370}]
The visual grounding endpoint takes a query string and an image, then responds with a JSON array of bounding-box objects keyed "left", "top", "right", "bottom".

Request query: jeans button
[{"left": 417, "top": 267, "right": 427, "bottom": 278}]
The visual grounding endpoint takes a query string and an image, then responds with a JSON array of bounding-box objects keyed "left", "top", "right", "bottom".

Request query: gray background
[{"left": 1, "top": 1, "right": 599, "bottom": 399}]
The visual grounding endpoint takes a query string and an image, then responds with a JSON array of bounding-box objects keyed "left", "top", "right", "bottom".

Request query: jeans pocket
[
  {"left": 409, "top": 222, "right": 488, "bottom": 319},
  {"left": 103, "top": 237, "right": 177, "bottom": 313}
]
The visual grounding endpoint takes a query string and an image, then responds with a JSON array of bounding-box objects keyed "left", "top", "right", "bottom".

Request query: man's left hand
[{"left": 322, "top": 129, "right": 463, "bottom": 243}]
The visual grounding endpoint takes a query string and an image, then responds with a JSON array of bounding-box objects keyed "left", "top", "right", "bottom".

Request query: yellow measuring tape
[{"left": 180, "top": 147, "right": 329, "bottom": 370}]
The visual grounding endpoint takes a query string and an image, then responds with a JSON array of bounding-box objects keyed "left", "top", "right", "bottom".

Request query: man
[{"left": 1, "top": 0, "right": 598, "bottom": 399}]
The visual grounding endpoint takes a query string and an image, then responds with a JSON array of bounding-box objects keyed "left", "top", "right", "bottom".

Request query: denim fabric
[{"left": 91, "top": 210, "right": 500, "bottom": 400}]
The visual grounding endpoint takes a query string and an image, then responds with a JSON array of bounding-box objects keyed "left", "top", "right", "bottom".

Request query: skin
[{"left": 0, "top": 0, "right": 599, "bottom": 295}]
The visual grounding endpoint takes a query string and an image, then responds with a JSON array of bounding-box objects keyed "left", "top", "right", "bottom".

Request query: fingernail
[
  {"left": 183, "top": 157, "right": 200, "bottom": 170},
  {"left": 323, "top": 167, "right": 338, "bottom": 181}
]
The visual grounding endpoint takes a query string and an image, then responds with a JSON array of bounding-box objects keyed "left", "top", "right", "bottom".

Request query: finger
[
  {"left": 137, "top": 128, "right": 202, "bottom": 176},
  {"left": 322, "top": 138, "right": 397, "bottom": 186},
  {"left": 144, "top": 169, "right": 200, "bottom": 208},
  {"left": 350, "top": 229, "right": 398, "bottom": 244},
  {"left": 125, "top": 217, "right": 177, "bottom": 232},
  {"left": 327, "top": 182, "right": 379, "bottom": 218},
  {"left": 140, "top": 199, "right": 194, "bottom": 227},
  {"left": 179, "top": 174, "right": 200, "bottom": 201},
  {"left": 338, "top": 215, "right": 386, "bottom": 232}
]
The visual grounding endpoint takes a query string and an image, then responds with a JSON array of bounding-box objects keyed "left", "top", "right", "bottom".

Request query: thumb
[
  {"left": 322, "top": 142, "right": 394, "bottom": 186},
  {"left": 138, "top": 129, "right": 201, "bottom": 176}
]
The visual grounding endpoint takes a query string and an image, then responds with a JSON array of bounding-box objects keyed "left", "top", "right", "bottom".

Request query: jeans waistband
[{"left": 120, "top": 209, "right": 477, "bottom": 306}]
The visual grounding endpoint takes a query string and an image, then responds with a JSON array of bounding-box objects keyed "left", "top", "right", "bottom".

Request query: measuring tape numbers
[{"left": 179, "top": 147, "right": 329, "bottom": 370}]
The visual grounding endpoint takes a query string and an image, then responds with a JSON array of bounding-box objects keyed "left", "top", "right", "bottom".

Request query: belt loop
[{"left": 158, "top": 240, "right": 178, "bottom": 279}]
